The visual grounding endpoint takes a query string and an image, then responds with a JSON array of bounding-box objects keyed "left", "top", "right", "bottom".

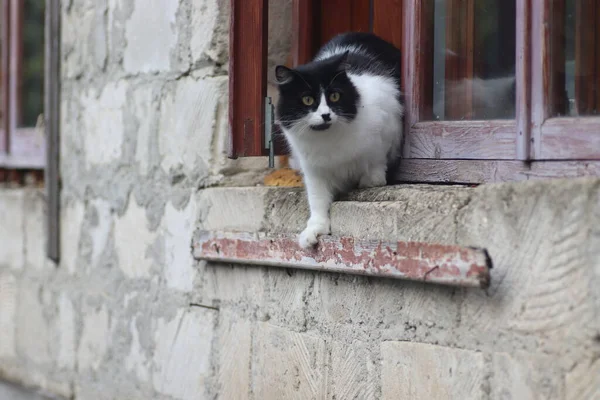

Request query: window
[
  {"left": 1, "top": 0, "right": 60, "bottom": 261},
  {"left": 0, "top": 0, "right": 45, "bottom": 184},
  {"left": 229, "top": 0, "right": 600, "bottom": 183}
]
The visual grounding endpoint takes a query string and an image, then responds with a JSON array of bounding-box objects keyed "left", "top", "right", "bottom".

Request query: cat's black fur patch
[
  {"left": 276, "top": 52, "right": 360, "bottom": 130},
  {"left": 276, "top": 32, "right": 403, "bottom": 130}
]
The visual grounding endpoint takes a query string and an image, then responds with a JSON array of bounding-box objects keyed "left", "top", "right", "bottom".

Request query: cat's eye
[
  {"left": 302, "top": 96, "right": 315, "bottom": 106},
  {"left": 329, "top": 92, "right": 341, "bottom": 102}
]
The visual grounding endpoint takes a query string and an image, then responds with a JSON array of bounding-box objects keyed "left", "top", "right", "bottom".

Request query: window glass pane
[
  {"left": 552, "top": 0, "right": 600, "bottom": 117},
  {"left": 430, "top": 0, "right": 516, "bottom": 121},
  {"left": 18, "top": 0, "right": 44, "bottom": 128}
]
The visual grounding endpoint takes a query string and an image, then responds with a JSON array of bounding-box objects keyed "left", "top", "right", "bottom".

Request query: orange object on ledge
[{"left": 263, "top": 155, "right": 304, "bottom": 187}]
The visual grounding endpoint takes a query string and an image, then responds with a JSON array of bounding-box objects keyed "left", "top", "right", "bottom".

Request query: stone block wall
[{"left": 0, "top": 1, "right": 599, "bottom": 399}]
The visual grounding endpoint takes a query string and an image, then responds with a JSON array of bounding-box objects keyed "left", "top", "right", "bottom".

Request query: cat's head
[{"left": 274, "top": 52, "right": 359, "bottom": 133}]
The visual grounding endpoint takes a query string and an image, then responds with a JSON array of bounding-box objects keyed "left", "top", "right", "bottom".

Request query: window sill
[{"left": 192, "top": 183, "right": 498, "bottom": 287}]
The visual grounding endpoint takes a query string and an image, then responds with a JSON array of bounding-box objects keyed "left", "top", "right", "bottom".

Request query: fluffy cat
[{"left": 274, "top": 32, "right": 404, "bottom": 248}]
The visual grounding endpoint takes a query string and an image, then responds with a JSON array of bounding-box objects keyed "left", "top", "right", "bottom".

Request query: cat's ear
[
  {"left": 275, "top": 65, "right": 294, "bottom": 84},
  {"left": 336, "top": 51, "right": 351, "bottom": 72}
]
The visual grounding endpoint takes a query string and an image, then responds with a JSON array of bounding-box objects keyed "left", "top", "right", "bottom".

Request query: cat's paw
[
  {"left": 299, "top": 218, "right": 330, "bottom": 248},
  {"left": 358, "top": 169, "right": 387, "bottom": 189}
]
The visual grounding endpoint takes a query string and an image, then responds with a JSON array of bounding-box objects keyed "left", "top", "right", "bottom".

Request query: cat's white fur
[{"left": 281, "top": 72, "right": 403, "bottom": 248}]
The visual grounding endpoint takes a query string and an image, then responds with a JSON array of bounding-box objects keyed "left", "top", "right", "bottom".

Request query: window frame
[{"left": 228, "top": 0, "right": 600, "bottom": 183}]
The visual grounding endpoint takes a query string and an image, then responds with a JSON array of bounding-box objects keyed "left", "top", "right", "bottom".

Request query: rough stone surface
[
  {"left": 252, "top": 323, "right": 328, "bottom": 399},
  {"left": 381, "top": 341, "right": 487, "bottom": 399},
  {"left": 0, "top": 0, "right": 598, "bottom": 398},
  {"left": 0, "top": 191, "right": 24, "bottom": 270},
  {"left": 0, "top": 274, "right": 17, "bottom": 359},
  {"left": 113, "top": 196, "right": 155, "bottom": 278},
  {"left": 81, "top": 81, "right": 128, "bottom": 168},
  {"left": 152, "top": 308, "right": 215, "bottom": 400},
  {"left": 77, "top": 305, "right": 110, "bottom": 371},
  {"left": 123, "top": 0, "right": 179, "bottom": 73}
]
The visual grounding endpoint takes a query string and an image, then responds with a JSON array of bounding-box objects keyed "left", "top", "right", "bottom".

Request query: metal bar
[
  {"left": 45, "top": 0, "right": 60, "bottom": 262},
  {"left": 193, "top": 231, "right": 492, "bottom": 289}
]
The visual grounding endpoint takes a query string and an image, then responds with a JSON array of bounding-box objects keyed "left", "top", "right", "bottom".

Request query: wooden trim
[
  {"left": 46, "top": 0, "right": 60, "bottom": 262},
  {"left": 444, "top": 0, "right": 475, "bottom": 120},
  {"left": 515, "top": 0, "right": 531, "bottom": 160},
  {"left": 319, "top": 0, "right": 370, "bottom": 46},
  {"left": 1, "top": 0, "right": 9, "bottom": 153},
  {"left": 408, "top": 120, "right": 516, "bottom": 160},
  {"left": 402, "top": 0, "right": 434, "bottom": 157},
  {"left": 530, "top": 0, "right": 551, "bottom": 159},
  {"left": 372, "top": 0, "right": 403, "bottom": 51},
  {"left": 292, "top": 0, "right": 318, "bottom": 66},
  {"left": 351, "top": 0, "right": 370, "bottom": 33},
  {"left": 395, "top": 159, "right": 600, "bottom": 184},
  {"left": 539, "top": 117, "right": 600, "bottom": 160},
  {"left": 228, "top": 0, "right": 268, "bottom": 158}
]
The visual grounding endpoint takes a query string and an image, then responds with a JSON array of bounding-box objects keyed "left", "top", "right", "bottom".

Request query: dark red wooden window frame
[
  {"left": 228, "top": 0, "right": 600, "bottom": 183},
  {"left": 0, "top": 0, "right": 46, "bottom": 172}
]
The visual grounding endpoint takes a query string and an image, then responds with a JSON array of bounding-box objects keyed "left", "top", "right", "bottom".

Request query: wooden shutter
[{"left": 228, "top": 0, "right": 268, "bottom": 158}]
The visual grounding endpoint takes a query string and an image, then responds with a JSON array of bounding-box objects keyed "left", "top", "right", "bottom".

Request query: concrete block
[
  {"left": 202, "top": 263, "right": 265, "bottom": 307},
  {"left": 566, "top": 357, "right": 600, "bottom": 400},
  {"left": 124, "top": 316, "right": 150, "bottom": 383},
  {"left": 190, "top": 0, "right": 219, "bottom": 63},
  {"left": 114, "top": 197, "right": 155, "bottom": 278},
  {"left": 458, "top": 179, "right": 599, "bottom": 359},
  {"left": 62, "top": 3, "right": 107, "bottom": 79},
  {"left": 491, "top": 352, "right": 564, "bottom": 400},
  {"left": 16, "top": 283, "right": 50, "bottom": 365},
  {"left": 313, "top": 273, "right": 377, "bottom": 327},
  {"left": 330, "top": 340, "right": 377, "bottom": 400},
  {"left": 332, "top": 185, "right": 469, "bottom": 243},
  {"left": 158, "top": 77, "right": 226, "bottom": 175},
  {"left": 153, "top": 308, "right": 215, "bottom": 400},
  {"left": 77, "top": 305, "right": 110, "bottom": 370},
  {"left": 217, "top": 311, "right": 252, "bottom": 400},
  {"left": 88, "top": 198, "right": 113, "bottom": 268},
  {"left": 60, "top": 200, "right": 85, "bottom": 275},
  {"left": 0, "top": 274, "right": 17, "bottom": 358},
  {"left": 199, "top": 187, "right": 268, "bottom": 232},
  {"left": 163, "top": 196, "right": 198, "bottom": 291},
  {"left": 23, "top": 192, "right": 46, "bottom": 272},
  {"left": 381, "top": 341, "right": 486, "bottom": 400},
  {"left": 262, "top": 188, "right": 308, "bottom": 233},
  {"left": 263, "top": 270, "right": 314, "bottom": 329},
  {"left": 56, "top": 293, "right": 76, "bottom": 370},
  {"left": 123, "top": 0, "right": 179, "bottom": 73},
  {"left": 252, "top": 323, "right": 327, "bottom": 400},
  {"left": 331, "top": 202, "right": 399, "bottom": 240},
  {"left": 82, "top": 81, "right": 128, "bottom": 167},
  {"left": 131, "top": 84, "right": 159, "bottom": 175},
  {"left": 0, "top": 190, "right": 24, "bottom": 270}
]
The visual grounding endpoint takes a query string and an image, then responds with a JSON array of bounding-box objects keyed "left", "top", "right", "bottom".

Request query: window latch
[{"left": 265, "top": 97, "right": 275, "bottom": 168}]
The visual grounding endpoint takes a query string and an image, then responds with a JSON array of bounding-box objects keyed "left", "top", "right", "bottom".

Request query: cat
[{"left": 274, "top": 32, "right": 404, "bottom": 248}]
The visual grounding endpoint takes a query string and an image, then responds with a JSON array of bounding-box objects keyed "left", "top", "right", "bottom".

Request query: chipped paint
[{"left": 193, "top": 231, "right": 493, "bottom": 288}]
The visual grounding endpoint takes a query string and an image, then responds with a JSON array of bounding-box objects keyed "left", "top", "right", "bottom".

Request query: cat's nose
[{"left": 321, "top": 113, "right": 331, "bottom": 122}]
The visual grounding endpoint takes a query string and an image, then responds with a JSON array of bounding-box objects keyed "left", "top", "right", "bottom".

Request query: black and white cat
[{"left": 274, "top": 32, "right": 404, "bottom": 248}]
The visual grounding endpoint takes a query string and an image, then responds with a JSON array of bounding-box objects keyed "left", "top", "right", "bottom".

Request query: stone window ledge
[{"left": 192, "top": 177, "right": 600, "bottom": 290}]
